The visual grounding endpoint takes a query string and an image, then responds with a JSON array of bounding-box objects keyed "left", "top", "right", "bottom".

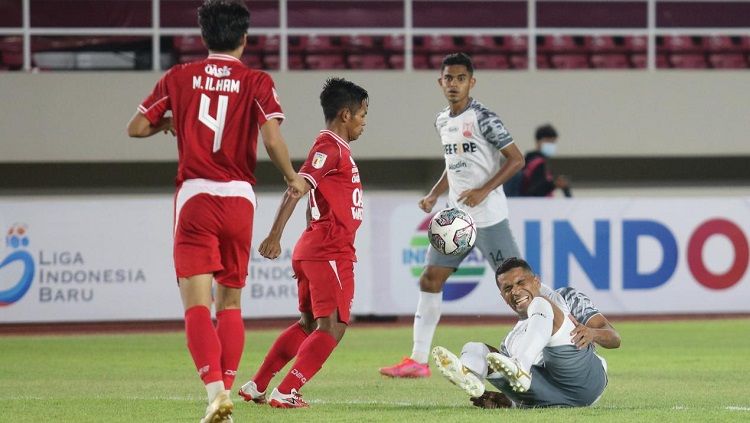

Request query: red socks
[
  {"left": 216, "top": 309, "right": 245, "bottom": 389},
  {"left": 184, "top": 305, "right": 222, "bottom": 384},
  {"left": 252, "top": 323, "right": 309, "bottom": 392},
  {"left": 277, "top": 330, "right": 338, "bottom": 394}
]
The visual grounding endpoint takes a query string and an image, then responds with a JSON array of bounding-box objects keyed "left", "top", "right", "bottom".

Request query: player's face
[
  {"left": 438, "top": 65, "right": 475, "bottom": 104},
  {"left": 496, "top": 267, "right": 541, "bottom": 318},
  {"left": 345, "top": 100, "right": 368, "bottom": 142}
]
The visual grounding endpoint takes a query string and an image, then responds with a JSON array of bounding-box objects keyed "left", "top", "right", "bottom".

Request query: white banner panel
[
  {"left": 1, "top": 194, "right": 748, "bottom": 322},
  {"left": 379, "top": 196, "right": 750, "bottom": 316},
  {"left": 0, "top": 194, "right": 374, "bottom": 323}
]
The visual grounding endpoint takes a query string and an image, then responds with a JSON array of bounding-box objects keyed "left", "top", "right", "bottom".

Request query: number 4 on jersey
[{"left": 198, "top": 93, "right": 228, "bottom": 152}]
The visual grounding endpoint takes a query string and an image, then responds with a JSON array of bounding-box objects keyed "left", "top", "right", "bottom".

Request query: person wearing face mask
[{"left": 521, "top": 124, "right": 572, "bottom": 197}]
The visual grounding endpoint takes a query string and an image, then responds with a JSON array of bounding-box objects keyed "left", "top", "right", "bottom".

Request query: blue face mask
[{"left": 540, "top": 142, "right": 557, "bottom": 157}]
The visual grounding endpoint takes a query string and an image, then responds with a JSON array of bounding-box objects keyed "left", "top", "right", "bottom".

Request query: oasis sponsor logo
[{"left": 402, "top": 214, "right": 485, "bottom": 301}]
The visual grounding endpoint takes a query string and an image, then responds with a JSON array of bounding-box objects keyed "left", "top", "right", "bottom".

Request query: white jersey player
[{"left": 380, "top": 52, "right": 526, "bottom": 378}]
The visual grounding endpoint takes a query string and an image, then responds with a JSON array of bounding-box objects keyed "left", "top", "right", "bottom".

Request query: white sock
[
  {"left": 205, "top": 381, "right": 225, "bottom": 404},
  {"left": 460, "top": 342, "right": 490, "bottom": 379},
  {"left": 515, "top": 297, "right": 554, "bottom": 372},
  {"left": 411, "top": 291, "right": 442, "bottom": 364}
]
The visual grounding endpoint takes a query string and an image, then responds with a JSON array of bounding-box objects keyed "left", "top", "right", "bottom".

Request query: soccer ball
[{"left": 428, "top": 208, "right": 477, "bottom": 256}]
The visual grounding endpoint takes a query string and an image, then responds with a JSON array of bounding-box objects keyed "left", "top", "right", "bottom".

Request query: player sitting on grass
[{"left": 433, "top": 257, "right": 619, "bottom": 408}]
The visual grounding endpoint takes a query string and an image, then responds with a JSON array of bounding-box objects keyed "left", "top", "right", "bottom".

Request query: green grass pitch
[{"left": 1, "top": 318, "right": 749, "bottom": 422}]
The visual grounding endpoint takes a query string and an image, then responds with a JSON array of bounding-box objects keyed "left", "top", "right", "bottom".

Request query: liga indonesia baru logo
[
  {"left": 0, "top": 224, "right": 36, "bottom": 306},
  {"left": 403, "top": 214, "right": 485, "bottom": 301}
]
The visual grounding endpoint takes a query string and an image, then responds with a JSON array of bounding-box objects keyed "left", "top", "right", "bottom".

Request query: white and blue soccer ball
[{"left": 428, "top": 207, "right": 477, "bottom": 256}]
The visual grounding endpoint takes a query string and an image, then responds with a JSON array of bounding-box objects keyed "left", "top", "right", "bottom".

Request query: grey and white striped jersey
[{"left": 434, "top": 98, "right": 514, "bottom": 227}]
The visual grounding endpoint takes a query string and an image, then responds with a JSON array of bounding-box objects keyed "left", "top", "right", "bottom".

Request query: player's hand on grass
[
  {"left": 258, "top": 236, "right": 282, "bottom": 259},
  {"left": 569, "top": 315, "right": 594, "bottom": 349},
  {"left": 470, "top": 391, "right": 512, "bottom": 409},
  {"left": 418, "top": 194, "right": 438, "bottom": 213}
]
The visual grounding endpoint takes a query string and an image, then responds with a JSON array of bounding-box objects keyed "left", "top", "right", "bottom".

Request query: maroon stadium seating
[{"left": 590, "top": 53, "right": 631, "bottom": 69}]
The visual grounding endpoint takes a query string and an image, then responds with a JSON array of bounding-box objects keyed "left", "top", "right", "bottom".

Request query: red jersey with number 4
[
  {"left": 137, "top": 54, "right": 283, "bottom": 187},
  {"left": 294, "top": 130, "right": 364, "bottom": 262}
]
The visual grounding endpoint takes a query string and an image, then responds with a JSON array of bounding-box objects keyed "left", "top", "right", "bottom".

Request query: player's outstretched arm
[
  {"left": 419, "top": 169, "right": 449, "bottom": 213},
  {"left": 260, "top": 119, "right": 306, "bottom": 197},
  {"left": 569, "top": 314, "right": 621, "bottom": 349},
  {"left": 127, "top": 112, "right": 174, "bottom": 138},
  {"left": 258, "top": 186, "right": 310, "bottom": 260}
]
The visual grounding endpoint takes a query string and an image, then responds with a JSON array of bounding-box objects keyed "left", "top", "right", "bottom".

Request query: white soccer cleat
[
  {"left": 199, "top": 391, "right": 233, "bottom": 423},
  {"left": 268, "top": 388, "right": 309, "bottom": 408},
  {"left": 486, "top": 353, "right": 531, "bottom": 393},
  {"left": 432, "top": 346, "right": 485, "bottom": 397},
  {"left": 238, "top": 380, "right": 267, "bottom": 404}
]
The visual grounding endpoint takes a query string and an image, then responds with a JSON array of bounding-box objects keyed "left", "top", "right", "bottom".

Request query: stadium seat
[
  {"left": 429, "top": 53, "right": 445, "bottom": 69},
  {"left": 587, "top": 35, "right": 619, "bottom": 53},
  {"left": 504, "top": 35, "right": 528, "bottom": 53},
  {"left": 412, "top": 54, "right": 430, "bottom": 69},
  {"left": 465, "top": 35, "right": 496, "bottom": 53},
  {"left": 383, "top": 35, "right": 405, "bottom": 53},
  {"left": 538, "top": 35, "right": 584, "bottom": 53},
  {"left": 669, "top": 53, "right": 708, "bottom": 69},
  {"left": 173, "top": 35, "right": 205, "bottom": 54},
  {"left": 262, "top": 54, "right": 279, "bottom": 70},
  {"left": 305, "top": 54, "right": 346, "bottom": 70},
  {"left": 388, "top": 54, "right": 404, "bottom": 69},
  {"left": 176, "top": 54, "right": 204, "bottom": 64},
  {"left": 305, "top": 35, "right": 344, "bottom": 53},
  {"left": 708, "top": 53, "right": 748, "bottom": 69},
  {"left": 415, "top": 35, "right": 456, "bottom": 54},
  {"left": 704, "top": 35, "right": 742, "bottom": 52},
  {"left": 626, "top": 35, "right": 647, "bottom": 53},
  {"left": 240, "top": 54, "right": 263, "bottom": 69},
  {"left": 660, "top": 35, "right": 702, "bottom": 53},
  {"left": 347, "top": 54, "right": 388, "bottom": 69},
  {"left": 286, "top": 53, "right": 306, "bottom": 70},
  {"left": 549, "top": 54, "right": 590, "bottom": 69},
  {"left": 287, "top": 36, "right": 307, "bottom": 54},
  {"left": 536, "top": 54, "right": 551, "bottom": 69},
  {"left": 590, "top": 53, "right": 631, "bottom": 69},
  {"left": 509, "top": 54, "right": 528, "bottom": 70},
  {"left": 630, "top": 53, "right": 669, "bottom": 69},
  {"left": 263, "top": 35, "right": 280, "bottom": 53},
  {"left": 471, "top": 54, "right": 510, "bottom": 70},
  {"left": 346, "top": 35, "right": 378, "bottom": 52}
]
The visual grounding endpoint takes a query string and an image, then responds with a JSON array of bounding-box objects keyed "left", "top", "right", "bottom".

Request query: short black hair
[
  {"left": 198, "top": 0, "right": 250, "bottom": 52},
  {"left": 535, "top": 124, "right": 558, "bottom": 141},
  {"left": 441, "top": 52, "right": 474, "bottom": 74},
  {"left": 495, "top": 257, "right": 534, "bottom": 279},
  {"left": 320, "top": 78, "right": 369, "bottom": 123}
]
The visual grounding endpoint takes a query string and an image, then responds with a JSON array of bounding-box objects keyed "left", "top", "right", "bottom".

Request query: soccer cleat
[
  {"left": 432, "top": 346, "right": 485, "bottom": 397},
  {"left": 379, "top": 357, "right": 431, "bottom": 378},
  {"left": 268, "top": 388, "right": 309, "bottom": 408},
  {"left": 486, "top": 353, "right": 531, "bottom": 393},
  {"left": 199, "top": 391, "right": 233, "bottom": 423},
  {"left": 238, "top": 380, "right": 267, "bottom": 404}
]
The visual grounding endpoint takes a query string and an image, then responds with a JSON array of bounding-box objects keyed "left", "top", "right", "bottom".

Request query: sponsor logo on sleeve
[{"left": 312, "top": 152, "right": 327, "bottom": 169}]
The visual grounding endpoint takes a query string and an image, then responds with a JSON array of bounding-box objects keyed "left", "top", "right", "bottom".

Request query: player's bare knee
[{"left": 419, "top": 267, "right": 450, "bottom": 292}]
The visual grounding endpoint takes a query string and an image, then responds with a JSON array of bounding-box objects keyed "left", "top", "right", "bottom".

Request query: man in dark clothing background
[{"left": 521, "top": 124, "right": 572, "bottom": 197}]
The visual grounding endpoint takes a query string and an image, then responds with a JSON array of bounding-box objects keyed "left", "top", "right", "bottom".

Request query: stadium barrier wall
[
  {"left": 1, "top": 193, "right": 748, "bottom": 323},
  {"left": 0, "top": 71, "right": 749, "bottom": 162}
]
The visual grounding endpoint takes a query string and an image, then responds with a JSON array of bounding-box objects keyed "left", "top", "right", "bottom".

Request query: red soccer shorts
[
  {"left": 293, "top": 259, "right": 354, "bottom": 324},
  {"left": 174, "top": 194, "right": 254, "bottom": 288}
]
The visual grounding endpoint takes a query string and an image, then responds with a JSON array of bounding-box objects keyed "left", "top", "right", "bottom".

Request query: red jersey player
[
  {"left": 126, "top": 1, "right": 304, "bottom": 422},
  {"left": 238, "top": 78, "right": 369, "bottom": 408}
]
